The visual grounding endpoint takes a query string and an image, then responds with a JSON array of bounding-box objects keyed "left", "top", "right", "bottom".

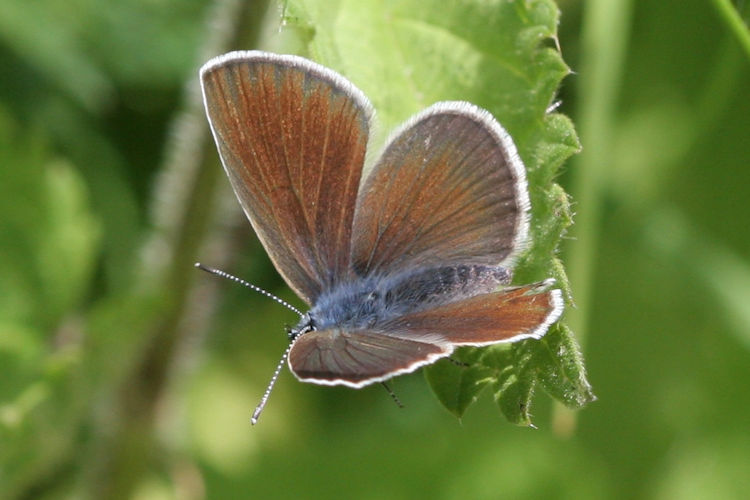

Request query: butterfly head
[{"left": 289, "top": 313, "right": 316, "bottom": 341}]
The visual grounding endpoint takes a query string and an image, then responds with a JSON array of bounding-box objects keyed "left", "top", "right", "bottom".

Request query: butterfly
[{"left": 199, "top": 51, "right": 563, "bottom": 423}]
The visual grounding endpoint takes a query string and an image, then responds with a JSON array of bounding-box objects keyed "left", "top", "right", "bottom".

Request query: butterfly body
[
  {"left": 295, "top": 264, "right": 513, "bottom": 339},
  {"left": 199, "top": 51, "right": 563, "bottom": 412}
]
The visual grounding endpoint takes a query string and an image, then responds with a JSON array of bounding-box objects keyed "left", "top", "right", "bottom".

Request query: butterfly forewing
[
  {"left": 201, "top": 52, "right": 372, "bottom": 304},
  {"left": 351, "top": 102, "right": 529, "bottom": 278}
]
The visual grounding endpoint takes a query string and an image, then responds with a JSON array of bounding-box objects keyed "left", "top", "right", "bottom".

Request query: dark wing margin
[
  {"left": 288, "top": 328, "right": 451, "bottom": 388},
  {"left": 351, "top": 101, "right": 530, "bottom": 278},
  {"left": 201, "top": 51, "right": 372, "bottom": 304}
]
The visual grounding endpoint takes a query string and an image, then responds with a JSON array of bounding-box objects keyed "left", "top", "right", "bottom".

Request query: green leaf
[
  {"left": 533, "top": 323, "right": 596, "bottom": 408},
  {"left": 423, "top": 349, "right": 493, "bottom": 418},
  {"left": 494, "top": 368, "right": 536, "bottom": 427},
  {"left": 280, "top": 0, "right": 592, "bottom": 423},
  {"left": 483, "top": 344, "right": 536, "bottom": 426}
]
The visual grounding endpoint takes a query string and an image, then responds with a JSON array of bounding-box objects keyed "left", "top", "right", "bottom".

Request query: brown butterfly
[{"left": 199, "top": 51, "right": 563, "bottom": 423}]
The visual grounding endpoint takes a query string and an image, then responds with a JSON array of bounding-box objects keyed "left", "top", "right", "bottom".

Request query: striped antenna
[
  {"left": 195, "top": 262, "right": 306, "bottom": 425},
  {"left": 195, "top": 262, "right": 303, "bottom": 318},
  {"left": 250, "top": 339, "right": 297, "bottom": 425}
]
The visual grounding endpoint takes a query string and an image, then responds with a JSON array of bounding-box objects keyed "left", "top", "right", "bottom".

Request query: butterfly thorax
[{"left": 292, "top": 264, "right": 512, "bottom": 336}]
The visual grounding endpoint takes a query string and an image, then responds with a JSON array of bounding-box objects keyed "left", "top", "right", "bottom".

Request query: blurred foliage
[{"left": 1, "top": 1, "right": 749, "bottom": 500}]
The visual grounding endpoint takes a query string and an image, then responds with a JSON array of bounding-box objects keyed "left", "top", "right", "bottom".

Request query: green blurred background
[{"left": 1, "top": 0, "right": 749, "bottom": 499}]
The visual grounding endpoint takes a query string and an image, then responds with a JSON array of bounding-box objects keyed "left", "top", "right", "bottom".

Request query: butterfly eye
[
  {"left": 288, "top": 316, "right": 315, "bottom": 340},
  {"left": 302, "top": 314, "right": 317, "bottom": 333}
]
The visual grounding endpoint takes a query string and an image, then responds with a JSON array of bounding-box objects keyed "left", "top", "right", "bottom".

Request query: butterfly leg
[{"left": 381, "top": 381, "right": 404, "bottom": 408}]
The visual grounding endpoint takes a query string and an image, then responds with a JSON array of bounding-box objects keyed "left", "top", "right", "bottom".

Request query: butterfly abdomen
[{"left": 306, "top": 264, "right": 512, "bottom": 331}]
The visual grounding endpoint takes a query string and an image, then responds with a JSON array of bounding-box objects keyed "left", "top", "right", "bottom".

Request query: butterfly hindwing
[
  {"left": 287, "top": 281, "right": 561, "bottom": 387},
  {"left": 381, "top": 281, "right": 563, "bottom": 346},
  {"left": 288, "top": 328, "right": 451, "bottom": 388}
]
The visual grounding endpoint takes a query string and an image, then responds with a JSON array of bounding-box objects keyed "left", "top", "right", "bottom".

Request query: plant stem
[
  {"left": 711, "top": 0, "right": 750, "bottom": 60},
  {"left": 85, "top": 1, "right": 272, "bottom": 498}
]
